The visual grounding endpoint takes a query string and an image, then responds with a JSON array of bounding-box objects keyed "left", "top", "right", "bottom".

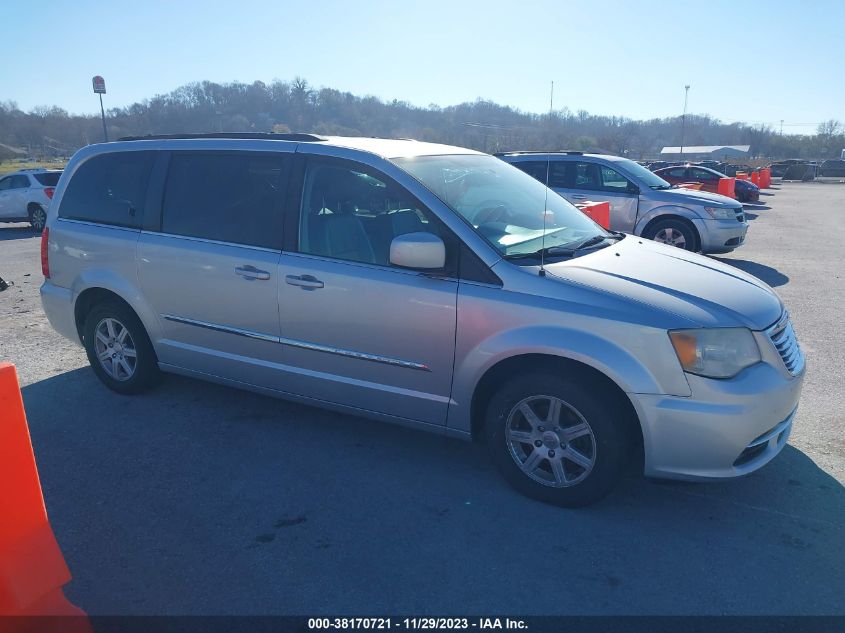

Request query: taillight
[
  {"left": 40, "top": 228, "right": 50, "bottom": 278},
  {"left": 44, "top": 187, "right": 55, "bottom": 199}
]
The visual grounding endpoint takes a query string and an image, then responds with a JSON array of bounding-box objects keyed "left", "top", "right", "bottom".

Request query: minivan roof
[{"left": 115, "top": 133, "right": 481, "bottom": 160}]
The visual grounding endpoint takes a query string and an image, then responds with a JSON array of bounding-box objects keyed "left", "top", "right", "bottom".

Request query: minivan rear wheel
[
  {"left": 644, "top": 218, "right": 697, "bottom": 251},
  {"left": 83, "top": 301, "right": 160, "bottom": 394},
  {"left": 485, "top": 373, "right": 627, "bottom": 507}
]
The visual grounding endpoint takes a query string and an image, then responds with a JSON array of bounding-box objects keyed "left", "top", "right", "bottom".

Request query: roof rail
[
  {"left": 494, "top": 150, "right": 584, "bottom": 156},
  {"left": 117, "top": 132, "right": 327, "bottom": 142}
]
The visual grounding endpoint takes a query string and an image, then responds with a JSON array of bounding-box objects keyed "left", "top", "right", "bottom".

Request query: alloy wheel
[
  {"left": 30, "top": 207, "right": 46, "bottom": 230},
  {"left": 93, "top": 317, "right": 137, "bottom": 381},
  {"left": 505, "top": 395, "right": 597, "bottom": 487},
  {"left": 654, "top": 227, "right": 686, "bottom": 248}
]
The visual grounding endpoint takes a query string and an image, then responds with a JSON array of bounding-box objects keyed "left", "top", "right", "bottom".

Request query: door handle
[
  {"left": 571, "top": 194, "right": 587, "bottom": 200},
  {"left": 285, "top": 274, "right": 324, "bottom": 290},
  {"left": 234, "top": 265, "right": 271, "bottom": 281}
]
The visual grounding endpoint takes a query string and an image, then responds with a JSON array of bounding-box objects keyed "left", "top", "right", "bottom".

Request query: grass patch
[{"left": 0, "top": 160, "right": 67, "bottom": 175}]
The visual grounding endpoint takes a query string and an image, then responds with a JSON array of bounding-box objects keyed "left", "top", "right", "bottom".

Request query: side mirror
[{"left": 389, "top": 232, "right": 446, "bottom": 270}]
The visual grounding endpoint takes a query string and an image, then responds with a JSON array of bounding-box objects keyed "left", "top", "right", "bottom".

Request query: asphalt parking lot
[{"left": 1, "top": 181, "right": 843, "bottom": 616}]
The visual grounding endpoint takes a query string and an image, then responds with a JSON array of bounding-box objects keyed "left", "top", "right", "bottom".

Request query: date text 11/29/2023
[{"left": 308, "top": 618, "right": 528, "bottom": 630}]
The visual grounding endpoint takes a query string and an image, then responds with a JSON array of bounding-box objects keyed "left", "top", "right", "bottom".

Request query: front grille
[{"left": 768, "top": 313, "right": 804, "bottom": 375}]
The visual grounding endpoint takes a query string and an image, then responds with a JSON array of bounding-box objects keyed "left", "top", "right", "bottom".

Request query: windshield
[
  {"left": 615, "top": 158, "right": 673, "bottom": 189},
  {"left": 393, "top": 154, "right": 608, "bottom": 257}
]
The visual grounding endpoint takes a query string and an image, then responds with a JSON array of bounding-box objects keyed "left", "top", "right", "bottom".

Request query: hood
[
  {"left": 656, "top": 187, "right": 741, "bottom": 207},
  {"left": 544, "top": 237, "right": 782, "bottom": 330}
]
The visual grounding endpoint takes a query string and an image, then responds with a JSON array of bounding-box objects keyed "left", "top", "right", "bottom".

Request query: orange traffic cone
[{"left": 0, "top": 363, "right": 91, "bottom": 632}]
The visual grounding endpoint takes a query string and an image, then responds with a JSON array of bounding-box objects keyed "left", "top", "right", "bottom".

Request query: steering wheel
[{"left": 471, "top": 199, "right": 511, "bottom": 225}]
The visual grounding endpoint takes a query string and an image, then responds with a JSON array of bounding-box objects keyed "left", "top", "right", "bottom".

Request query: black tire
[
  {"left": 83, "top": 300, "right": 160, "bottom": 394},
  {"left": 484, "top": 372, "right": 629, "bottom": 508},
  {"left": 643, "top": 218, "right": 698, "bottom": 251},
  {"left": 28, "top": 204, "right": 46, "bottom": 231}
]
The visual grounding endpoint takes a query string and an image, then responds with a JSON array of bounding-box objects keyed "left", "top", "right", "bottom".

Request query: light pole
[
  {"left": 679, "top": 84, "right": 690, "bottom": 161},
  {"left": 92, "top": 76, "right": 108, "bottom": 142}
]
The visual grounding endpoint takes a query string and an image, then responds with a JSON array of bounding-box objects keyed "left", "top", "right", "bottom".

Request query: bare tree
[{"left": 817, "top": 119, "right": 842, "bottom": 138}]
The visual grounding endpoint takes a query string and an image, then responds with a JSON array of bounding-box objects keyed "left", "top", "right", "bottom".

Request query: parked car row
[
  {"left": 499, "top": 151, "right": 747, "bottom": 253},
  {"left": 39, "top": 133, "right": 804, "bottom": 508},
  {"left": 652, "top": 165, "right": 760, "bottom": 202}
]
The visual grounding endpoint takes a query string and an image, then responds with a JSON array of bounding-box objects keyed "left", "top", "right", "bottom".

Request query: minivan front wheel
[
  {"left": 485, "top": 373, "right": 627, "bottom": 507},
  {"left": 83, "top": 301, "right": 160, "bottom": 394},
  {"left": 644, "top": 218, "right": 697, "bottom": 251}
]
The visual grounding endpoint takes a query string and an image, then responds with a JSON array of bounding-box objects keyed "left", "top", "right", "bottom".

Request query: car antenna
[{"left": 539, "top": 81, "right": 553, "bottom": 277}]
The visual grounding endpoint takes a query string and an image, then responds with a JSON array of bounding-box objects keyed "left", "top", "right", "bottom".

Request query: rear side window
[
  {"left": 59, "top": 152, "right": 154, "bottom": 228},
  {"left": 161, "top": 153, "right": 289, "bottom": 249},
  {"left": 34, "top": 172, "right": 61, "bottom": 186},
  {"left": 511, "top": 161, "right": 548, "bottom": 182},
  {"left": 511, "top": 161, "right": 569, "bottom": 188}
]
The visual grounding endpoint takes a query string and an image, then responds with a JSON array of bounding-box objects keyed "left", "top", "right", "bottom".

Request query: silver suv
[
  {"left": 499, "top": 152, "right": 748, "bottom": 253},
  {"left": 40, "top": 134, "right": 804, "bottom": 507},
  {"left": 0, "top": 168, "right": 62, "bottom": 230}
]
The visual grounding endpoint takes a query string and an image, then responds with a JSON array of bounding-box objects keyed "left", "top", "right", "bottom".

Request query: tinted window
[
  {"left": 599, "top": 165, "right": 631, "bottom": 191},
  {"left": 663, "top": 167, "right": 687, "bottom": 179},
  {"left": 570, "top": 162, "right": 602, "bottom": 190},
  {"left": 512, "top": 161, "right": 548, "bottom": 182},
  {"left": 548, "top": 162, "right": 570, "bottom": 188},
  {"left": 162, "top": 153, "right": 289, "bottom": 249},
  {"left": 59, "top": 152, "right": 154, "bottom": 228},
  {"left": 690, "top": 168, "right": 719, "bottom": 181},
  {"left": 34, "top": 172, "right": 61, "bottom": 186},
  {"left": 298, "top": 161, "right": 442, "bottom": 266},
  {"left": 512, "top": 160, "right": 569, "bottom": 188},
  {"left": 0, "top": 177, "right": 11, "bottom": 191},
  {"left": 10, "top": 175, "right": 30, "bottom": 188}
]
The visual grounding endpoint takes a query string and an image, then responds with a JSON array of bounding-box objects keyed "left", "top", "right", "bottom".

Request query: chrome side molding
[{"left": 161, "top": 314, "right": 430, "bottom": 371}]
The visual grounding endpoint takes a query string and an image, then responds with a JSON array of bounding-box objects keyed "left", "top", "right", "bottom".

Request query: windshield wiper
[{"left": 505, "top": 233, "right": 620, "bottom": 260}]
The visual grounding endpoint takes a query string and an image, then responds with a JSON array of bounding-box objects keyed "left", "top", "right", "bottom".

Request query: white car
[{"left": 0, "top": 168, "right": 62, "bottom": 230}]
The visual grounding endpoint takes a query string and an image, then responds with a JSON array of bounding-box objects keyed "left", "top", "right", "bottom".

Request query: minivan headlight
[
  {"left": 668, "top": 328, "right": 761, "bottom": 378},
  {"left": 704, "top": 206, "right": 735, "bottom": 220}
]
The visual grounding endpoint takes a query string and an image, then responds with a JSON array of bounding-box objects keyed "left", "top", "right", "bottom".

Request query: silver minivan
[
  {"left": 500, "top": 152, "right": 748, "bottom": 253},
  {"left": 40, "top": 134, "right": 804, "bottom": 507}
]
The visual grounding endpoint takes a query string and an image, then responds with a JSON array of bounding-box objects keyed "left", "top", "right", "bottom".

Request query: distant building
[{"left": 660, "top": 145, "right": 751, "bottom": 160}]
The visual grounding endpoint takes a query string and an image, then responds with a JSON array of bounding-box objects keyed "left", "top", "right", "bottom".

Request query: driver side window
[{"left": 297, "top": 161, "right": 442, "bottom": 267}]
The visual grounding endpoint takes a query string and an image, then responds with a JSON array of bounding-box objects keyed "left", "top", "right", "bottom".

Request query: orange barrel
[
  {"left": 736, "top": 172, "right": 748, "bottom": 180},
  {"left": 760, "top": 168, "right": 771, "bottom": 188},
  {"left": 751, "top": 171, "right": 760, "bottom": 186},
  {"left": 717, "top": 177, "right": 736, "bottom": 199},
  {"left": 578, "top": 201, "right": 611, "bottom": 229},
  {"left": 0, "top": 363, "right": 91, "bottom": 629}
]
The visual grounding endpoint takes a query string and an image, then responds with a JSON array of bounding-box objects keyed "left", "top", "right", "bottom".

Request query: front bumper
[
  {"left": 693, "top": 217, "right": 749, "bottom": 253},
  {"left": 629, "top": 359, "right": 804, "bottom": 480}
]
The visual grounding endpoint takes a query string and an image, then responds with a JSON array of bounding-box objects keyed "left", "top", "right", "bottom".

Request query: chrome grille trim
[{"left": 767, "top": 312, "right": 804, "bottom": 375}]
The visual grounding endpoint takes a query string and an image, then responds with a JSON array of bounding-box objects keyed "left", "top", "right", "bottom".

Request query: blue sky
[{"left": 3, "top": 0, "right": 843, "bottom": 135}]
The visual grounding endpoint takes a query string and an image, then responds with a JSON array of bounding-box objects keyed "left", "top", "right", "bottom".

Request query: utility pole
[
  {"left": 550, "top": 80, "right": 554, "bottom": 115},
  {"left": 780, "top": 119, "right": 784, "bottom": 135},
  {"left": 679, "top": 85, "right": 690, "bottom": 161}
]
